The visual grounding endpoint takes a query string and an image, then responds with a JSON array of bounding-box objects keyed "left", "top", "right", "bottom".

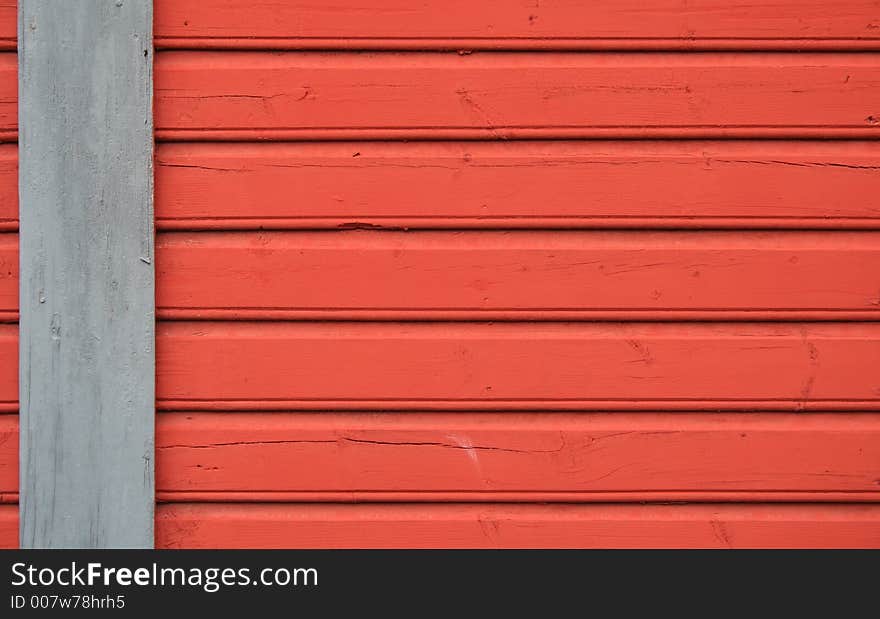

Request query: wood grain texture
[
  {"left": 18, "top": 1, "right": 154, "bottom": 548},
  {"left": 154, "top": 412, "right": 880, "bottom": 502},
  {"left": 156, "top": 322, "right": 880, "bottom": 412},
  {"left": 156, "top": 230, "right": 880, "bottom": 321},
  {"left": 0, "top": 233, "right": 13, "bottom": 322},
  {"left": 154, "top": 52, "right": 880, "bottom": 140},
  {"left": 156, "top": 141, "right": 880, "bottom": 231},
  {"left": 152, "top": 0, "right": 880, "bottom": 51},
  {"left": 156, "top": 504, "right": 880, "bottom": 548}
]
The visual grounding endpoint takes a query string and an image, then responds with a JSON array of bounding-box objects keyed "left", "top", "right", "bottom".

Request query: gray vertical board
[{"left": 18, "top": 1, "right": 154, "bottom": 548}]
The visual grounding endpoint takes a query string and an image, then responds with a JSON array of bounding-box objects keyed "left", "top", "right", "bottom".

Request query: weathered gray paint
[{"left": 18, "top": 1, "right": 154, "bottom": 548}]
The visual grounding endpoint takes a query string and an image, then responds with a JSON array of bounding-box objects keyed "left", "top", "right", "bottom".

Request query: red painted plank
[
  {"left": 153, "top": 0, "right": 880, "bottom": 51},
  {"left": 0, "top": 232, "right": 12, "bottom": 322},
  {"left": 156, "top": 504, "right": 880, "bottom": 548},
  {"left": 154, "top": 52, "right": 880, "bottom": 140},
  {"left": 0, "top": 145, "right": 15, "bottom": 230},
  {"left": 0, "top": 324, "right": 14, "bottom": 413},
  {"left": 5, "top": 1, "right": 880, "bottom": 51},
  {"left": 0, "top": 415, "right": 12, "bottom": 501},
  {"left": 0, "top": 1, "right": 11, "bottom": 51},
  {"left": 156, "top": 230, "right": 880, "bottom": 321},
  {"left": 0, "top": 233, "right": 13, "bottom": 322},
  {"left": 155, "top": 141, "right": 880, "bottom": 231},
  {"left": 155, "top": 412, "right": 880, "bottom": 502},
  {"left": 0, "top": 504, "right": 14, "bottom": 548},
  {"left": 155, "top": 322, "right": 880, "bottom": 412},
  {"left": 0, "top": 53, "right": 14, "bottom": 140}
]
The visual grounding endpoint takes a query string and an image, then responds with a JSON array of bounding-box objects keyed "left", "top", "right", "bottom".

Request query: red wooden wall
[
  {"left": 0, "top": 0, "right": 16, "bottom": 545},
  {"left": 2, "top": 0, "right": 880, "bottom": 548}
]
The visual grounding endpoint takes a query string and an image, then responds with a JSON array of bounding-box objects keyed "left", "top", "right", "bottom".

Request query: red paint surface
[
  {"left": 0, "top": 53, "right": 13, "bottom": 141},
  {"left": 152, "top": 0, "right": 880, "bottom": 51},
  {"left": 155, "top": 141, "right": 880, "bottom": 231},
  {"left": 154, "top": 504, "right": 880, "bottom": 549},
  {"left": 155, "top": 412, "right": 880, "bottom": 501},
  {"left": 0, "top": 233, "right": 13, "bottom": 322},
  {"left": 0, "top": 324, "right": 14, "bottom": 413},
  {"left": 155, "top": 322, "right": 880, "bottom": 412},
  {"left": 0, "top": 505, "right": 14, "bottom": 547},
  {"left": 0, "top": 415, "right": 12, "bottom": 500},
  {"left": 5, "top": 1, "right": 880, "bottom": 51},
  {"left": 0, "top": 145, "right": 14, "bottom": 231},
  {"left": 154, "top": 52, "right": 880, "bottom": 140},
  {"left": 155, "top": 230, "right": 880, "bottom": 321}
]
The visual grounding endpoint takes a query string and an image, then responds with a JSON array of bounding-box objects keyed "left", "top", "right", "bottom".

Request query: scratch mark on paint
[
  {"left": 711, "top": 520, "right": 732, "bottom": 547},
  {"left": 446, "top": 433, "right": 480, "bottom": 467}
]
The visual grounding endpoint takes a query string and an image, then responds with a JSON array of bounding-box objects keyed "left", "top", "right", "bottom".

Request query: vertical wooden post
[{"left": 18, "top": 1, "right": 154, "bottom": 548}]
